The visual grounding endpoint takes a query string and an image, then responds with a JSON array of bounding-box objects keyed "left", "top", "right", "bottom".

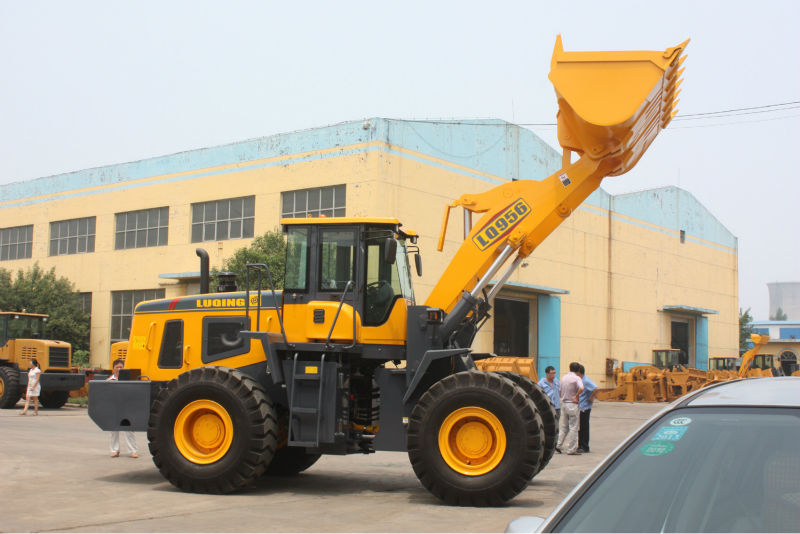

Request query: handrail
[
  {"left": 325, "top": 280, "right": 356, "bottom": 349},
  {"left": 245, "top": 263, "right": 290, "bottom": 348},
  {"left": 315, "top": 353, "right": 326, "bottom": 447}
]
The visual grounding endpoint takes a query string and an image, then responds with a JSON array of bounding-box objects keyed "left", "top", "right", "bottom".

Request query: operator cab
[
  {"left": 0, "top": 311, "right": 47, "bottom": 345},
  {"left": 281, "top": 218, "right": 419, "bottom": 345}
]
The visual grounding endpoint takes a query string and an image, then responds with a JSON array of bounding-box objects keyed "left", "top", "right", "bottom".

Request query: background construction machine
[
  {"left": 598, "top": 334, "right": 780, "bottom": 402},
  {"left": 89, "top": 36, "right": 687, "bottom": 505},
  {"left": 0, "top": 311, "right": 84, "bottom": 408}
]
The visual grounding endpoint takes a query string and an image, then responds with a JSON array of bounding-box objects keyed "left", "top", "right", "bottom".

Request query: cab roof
[
  {"left": 0, "top": 311, "right": 48, "bottom": 318},
  {"left": 281, "top": 217, "right": 418, "bottom": 240},
  {"left": 281, "top": 217, "right": 400, "bottom": 226}
]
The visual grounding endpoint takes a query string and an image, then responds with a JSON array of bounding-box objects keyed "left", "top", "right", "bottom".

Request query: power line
[
  {"left": 398, "top": 99, "right": 800, "bottom": 128},
  {"left": 672, "top": 100, "right": 800, "bottom": 119},
  {"left": 668, "top": 112, "right": 800, "bottom": 129}
]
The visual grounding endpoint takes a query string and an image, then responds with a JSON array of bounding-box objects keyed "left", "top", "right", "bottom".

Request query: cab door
[{"left": 282, "top": 224, "right": 363, "bottom": 343}]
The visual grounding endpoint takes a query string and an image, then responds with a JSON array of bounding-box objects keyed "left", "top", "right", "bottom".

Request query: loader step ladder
[{"left": 287, "top": 352, "right": 326, "bottom": 448}]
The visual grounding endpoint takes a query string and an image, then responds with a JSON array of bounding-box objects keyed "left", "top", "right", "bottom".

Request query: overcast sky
[{"left": 1, "top": 0, "right": 798, "bottom": 320}]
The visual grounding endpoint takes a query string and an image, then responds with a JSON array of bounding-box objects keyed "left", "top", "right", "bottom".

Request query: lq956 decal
[{"left": 471, "top": 199, "right": 531, "bottom": 251}]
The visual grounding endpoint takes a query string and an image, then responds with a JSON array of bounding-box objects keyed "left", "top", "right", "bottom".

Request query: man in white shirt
[{"left": 556, "top": 362, "right": 584, "bottom": 455}]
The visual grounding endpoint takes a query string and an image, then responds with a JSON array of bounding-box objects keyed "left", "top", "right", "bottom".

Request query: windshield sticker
[
  {"left": 652, "top": 426, "right": 688, "bottom": 442},
  {"left": 641, "top": 441, "right": 675, "bottom": 456},
  {"left": 669, "top": 417, "right": 692, "bottom": 426}
]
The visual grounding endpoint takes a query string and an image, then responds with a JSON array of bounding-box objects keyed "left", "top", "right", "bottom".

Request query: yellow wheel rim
[
  {"left": 0, "top": 377, "right": 4, "bottom": 397},
  {"left": 438, "top": 406, "right": 506, "bottom": 476},
  {"left": 174, "top": 400, "right": 234, "bottom": 464}
]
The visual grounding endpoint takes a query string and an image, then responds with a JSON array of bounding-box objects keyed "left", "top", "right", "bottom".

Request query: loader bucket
[{"left": 549, "top": 35, "right": 689, "bottom": 175}]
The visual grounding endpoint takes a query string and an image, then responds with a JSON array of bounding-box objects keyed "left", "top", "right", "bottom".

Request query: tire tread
[
  {"left": 408, "top": 370, "right": 543, "bottom": 506},
  {"left": 147, "top": 366, "right": 278, "bottom": 494}
]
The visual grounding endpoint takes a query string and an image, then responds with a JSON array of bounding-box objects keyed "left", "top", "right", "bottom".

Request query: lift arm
[
  {"left": 738, "top": 333, "right": 771, "bottom": 378},
  {"left": 426, "top": 36, "right": 689, "bottom": 320}
]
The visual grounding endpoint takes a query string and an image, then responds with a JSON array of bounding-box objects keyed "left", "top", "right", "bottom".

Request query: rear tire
[
  {"left": 147, "top": 367, "right": 278, "bottom": 493},
  {"left": 39, "top": 390, "right": 70, "bottom": 409},
  {"left": 407, "top": 370, "right": 543, "bottom": 506},
  {"left": 0, "top": 367, "right": 21, "bottom": 409},
  {"left": 494, "top": 371, "right": 557, "bottom": 473},
  {"left": 265, "top": 446, "right": 322, "bottom": 476}
]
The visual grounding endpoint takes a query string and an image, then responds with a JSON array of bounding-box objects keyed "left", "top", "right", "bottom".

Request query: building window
[
  {"left": 0, "top": 225, "right": 33, "bottom": 261},
  {"left": 50, "top": 217, "right": 95, "bottom": 256},
  {"left": 79, "top": 292, "right": 92, "bottom": 316},
  {"left": 110, "top": 289, "right": 165, "bottom": 343},
  {"left": 115, "top": 207, "right": 169, "bottom": 249},
  {"left": 191, "top": 196, "right": 254, "bottom": 242},
  {"left": 282, "top": 185, "right": 345, "bottom": 219}
]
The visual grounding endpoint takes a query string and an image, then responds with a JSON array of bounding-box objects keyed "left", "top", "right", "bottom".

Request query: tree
[
  {"left": 769, "top": 307, "right": 788, "bottom": 321},
  {"left": 0, "top": 264, "right": 90, "bottom": 351},
  {"left": 215, "top": 228, "right": 286, "bottom": 290},
  {"left": 739, "top": 307, "right": 755, "bottom": 351}
]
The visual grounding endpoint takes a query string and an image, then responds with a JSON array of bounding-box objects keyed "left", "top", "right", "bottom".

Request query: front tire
[
  {"left": 39, "top": 390, "right": 70, "bottom": 409},
  {"left": 0, "top": 367, "right": 21, "bottom": 409},
  {"left": 494, "top": 371, "right": 557, "bottom": 473},
  {"left": 407, "top": 371, "right": 543, "bottom": 506},
  {"left": 147, "top": 367, "right": 278, "bottom": 493}
]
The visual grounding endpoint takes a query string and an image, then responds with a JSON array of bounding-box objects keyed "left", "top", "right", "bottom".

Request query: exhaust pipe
[{"left": 196, "top": 248, "right": 209, "bottom": 294}]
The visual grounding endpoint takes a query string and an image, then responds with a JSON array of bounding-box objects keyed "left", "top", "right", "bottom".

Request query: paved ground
[{"left": 0, "top": 400, "right": 664, "bottom": 533}]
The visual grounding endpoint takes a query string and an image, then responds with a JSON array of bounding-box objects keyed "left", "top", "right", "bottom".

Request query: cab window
[
  {"left": 202, "top": 317, "right": 250, "bottom": 363},
  {"left": 319, "top": 229, "right": 355, "bottom": 292},
  {"left": 158, "top": 320, "right": 183, "bottom": 368},
  {"left": 363, "top": 228, "right": 414, "bottom": 326},
  {"left": 284, "top": 227, "right": 309, "bottom": 292},
  {"left": 365, "top": 238, "right": 399, "bottom": 325}
]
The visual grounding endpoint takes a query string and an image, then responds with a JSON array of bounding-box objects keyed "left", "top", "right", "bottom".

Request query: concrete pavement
[{"left": 0, "top": 400, "right": 664, "bottom": 532}]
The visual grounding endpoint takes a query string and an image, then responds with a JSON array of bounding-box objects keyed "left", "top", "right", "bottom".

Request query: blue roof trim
[
  {"left": 0, "top": 118, "right": 561, "bottom": 204},
  {"left": 662, "top": 305, "right": 719, "bottom": 315},
  {"left": 611, "top": 187, "right": 737, "bottom": 250},
  {"left": 1, "top": 119, "right": 735, "bottom": 254}
]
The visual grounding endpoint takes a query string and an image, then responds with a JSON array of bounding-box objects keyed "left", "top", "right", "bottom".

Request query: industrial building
[
  {"left": 0, "top": 118, "right": 739, "bottom": 385},
  {"left": 751, "top": 319, "right": 800, "bottom": 375}
]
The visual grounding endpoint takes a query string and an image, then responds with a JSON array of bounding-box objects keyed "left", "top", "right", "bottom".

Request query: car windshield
[{"left": 553, "top": 406, "right": 800, "bottom": 533}]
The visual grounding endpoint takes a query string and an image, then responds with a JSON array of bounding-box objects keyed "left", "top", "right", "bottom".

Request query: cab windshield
[
  {"left": 364, "top": 228, "right": 415, "bottom": 326},
  {"left": 709, "top": 358, "right": 736, "bottom": 371},
  {"left": 7, "top": 314, "right": 46, "bottom": 340}
]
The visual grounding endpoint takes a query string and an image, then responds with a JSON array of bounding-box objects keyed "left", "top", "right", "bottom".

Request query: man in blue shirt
[
  {"left": 537, "top": 365, "right": 561, "bottom": 413},
  {"left": 538, "top": 365, "right": 561, "bottom": 451},
  {"left": 576, "top": 364, "right": 597, "bottom": 453}
]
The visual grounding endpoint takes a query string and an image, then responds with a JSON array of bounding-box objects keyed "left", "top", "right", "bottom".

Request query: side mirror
[
  {"left": 414, "top": 253, "right": 422, "bottom": 277},
  {"left": 384, "top": 238, "right": 397, "bottom": 264}
]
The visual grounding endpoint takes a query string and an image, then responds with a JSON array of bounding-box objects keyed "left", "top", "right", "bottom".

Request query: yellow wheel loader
[
  {"left": 89, "top": 36, "right": 688, "bottom": 505},
  {"left": 0, "top": 311, "right": 84, "bottom": 409}
]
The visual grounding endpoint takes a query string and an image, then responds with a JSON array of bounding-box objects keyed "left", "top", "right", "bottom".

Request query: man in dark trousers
[{"left": 577, "top": 364, "right": 597, "bottom": 453}]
